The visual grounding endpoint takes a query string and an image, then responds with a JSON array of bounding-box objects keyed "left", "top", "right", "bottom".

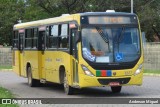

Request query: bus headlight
[
  {"left": 81, "top": 64, "right": 94, "bottom": 77},
  {"left": 134, "top": 64, "right": 143, "bottom": 75}
]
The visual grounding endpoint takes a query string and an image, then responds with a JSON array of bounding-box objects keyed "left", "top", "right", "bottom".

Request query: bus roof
[
  {"left": 13, "top": 14, "right": 77, "bottom": 30},
  {"left": 79, "top": 12, "right": 136, "bottom": 16},
  {"left": 13, "top": 12, "right": 136, "bottom": 30}
]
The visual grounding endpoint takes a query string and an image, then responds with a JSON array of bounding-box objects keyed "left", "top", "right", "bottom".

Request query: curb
[
  {"left": 143, "top": 73, "right": 160, "bottom": 76},
  {"left": 0, "top": 69, "right": 12, "bottom": 71}
]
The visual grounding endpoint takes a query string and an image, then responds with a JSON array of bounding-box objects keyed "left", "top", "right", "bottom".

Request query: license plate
[{"left": 109, "top": 82, "right": 120, "bottom": 86}]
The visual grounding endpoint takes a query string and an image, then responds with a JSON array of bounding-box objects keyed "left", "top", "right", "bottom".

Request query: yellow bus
[{"left": 12, "top": 11, "right": 143, "bottom": 95}]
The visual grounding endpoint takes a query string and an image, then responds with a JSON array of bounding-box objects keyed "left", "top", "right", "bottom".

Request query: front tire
[
  {"left": 27, "top": 67, "right": 39, "bottom": 87},
  {"left": 63, "top": 72, "right": 74, "bottom": 95},
  {"left": 111, "top": 86, "right": 122, "bottom": 93}
]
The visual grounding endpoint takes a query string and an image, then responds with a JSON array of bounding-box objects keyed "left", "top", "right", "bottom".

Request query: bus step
[
  {"left": 73, "top": 83, "right": 80, "bottom": 88},
  {"left": 40, "top": 79, "right": 46, "bottom": 84}
]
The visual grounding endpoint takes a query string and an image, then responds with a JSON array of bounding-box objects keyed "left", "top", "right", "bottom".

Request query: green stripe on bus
[{"left": 96, "top": 70, "right": 101, "bottom": 77}]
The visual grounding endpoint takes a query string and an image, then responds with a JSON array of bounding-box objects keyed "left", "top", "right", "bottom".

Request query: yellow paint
[
  {"left": 19, "top": 51, "right": 25, "bottom": 77},
  {"left": 12, "top": 50, "right": 20, "bottom": 75},
  {"left": 44, "top": 51, "right": 71, "bottom": 83},
  {"left": 78, "top": 54, "right": 143, "bottom": 88},
  {"left": 23, "top": 51, "right": 40, "bottom": 79}
]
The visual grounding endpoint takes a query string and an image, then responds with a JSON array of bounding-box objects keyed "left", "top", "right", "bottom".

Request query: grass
[
  {"left": 0, "top": 66, "right": 12, "bottom": 70},
  {"left": 0, "top": 87, "right": 19, "bottom": 107},
  {"left": 0, "top": 87, "right": 14, "bottom": 98},
  {"left": 144, "top": 69, "right": 160, "bottom": 74}
]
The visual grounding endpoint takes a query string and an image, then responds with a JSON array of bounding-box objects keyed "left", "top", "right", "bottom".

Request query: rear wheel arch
[
  {"left": 59, "top": 65, "right": 74, "bottom": 95},
  {"left": 59, "top": 65, "right": 65, "bottom": 84},
  {"left": 26, "top": 63, "right": 39, "bottom": 87},
  {"left": 26, "top": 62, "right": 31, "bottom": 77}
]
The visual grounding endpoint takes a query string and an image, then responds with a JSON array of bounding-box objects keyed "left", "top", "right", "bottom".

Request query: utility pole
[{"left": 131, "top": 0, "right": 133, "bottom": 13}]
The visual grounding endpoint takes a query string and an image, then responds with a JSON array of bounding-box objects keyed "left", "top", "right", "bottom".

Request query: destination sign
[{"left": 81, "top": 16, "right": 138, "bottom": 25}]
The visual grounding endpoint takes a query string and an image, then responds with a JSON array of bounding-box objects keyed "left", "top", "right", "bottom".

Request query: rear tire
[
  {"left": 27, "top": 67, "right": 39, "bottom": 87},
  {"left": 111, "top": 86, "right": 122, "bottom": 93},
  {"left": 63, "top": 72, "right": 74, "bottom": 95}
]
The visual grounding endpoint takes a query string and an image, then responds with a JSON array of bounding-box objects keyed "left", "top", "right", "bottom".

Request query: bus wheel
[
  {"left": 63, "top": 72, "right": 74, "bottom": 95},
  {"left": 27, "top": 67, "right": 38, "bottom": 87},
  {"left": 111, "top": 86, "right": 122, "bottom": 93}
]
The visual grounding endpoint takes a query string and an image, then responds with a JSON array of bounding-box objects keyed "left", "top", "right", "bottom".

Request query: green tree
[
  {"left": 0, "top": 0, "right": 50, "bottom": 46},
  {"left": 22, "top": 0, "right": 50, "bottom": 22},
  {"left": 1, "top": 0, "right": 160, "bottom": 45},
  {"left": 0, "top": 0, "right": 25, "bottom": 46}
]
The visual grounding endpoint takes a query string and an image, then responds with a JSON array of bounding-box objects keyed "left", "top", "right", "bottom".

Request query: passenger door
[
  {"left": 12, "top": 30, "right": 20, "bottom": 75},
  {"left": 70, "top": 28, "right": 79, "bottom": 84},
  {"left": 19, "top": 31, "right": 25, "bottom": 76},
  {"left": 38, "top": 26, "right": 46, "bottom": 79}
]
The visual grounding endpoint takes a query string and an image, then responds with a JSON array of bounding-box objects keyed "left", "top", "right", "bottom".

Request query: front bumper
[{"left": 78, "top": 71, "right": 143, "bottom": 88}]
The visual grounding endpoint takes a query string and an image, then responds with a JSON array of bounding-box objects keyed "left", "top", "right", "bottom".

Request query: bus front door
[
  {"left": 19, "top": 33, "right": 25, "bottom": 76},
  {"left": 38, "top": 31, "right": 46, "bottom": 80},
  {"left": 71, "top": 29, "right": 79, "bottom": 85}
]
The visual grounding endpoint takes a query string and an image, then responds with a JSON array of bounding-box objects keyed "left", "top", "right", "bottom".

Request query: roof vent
[
  {"left": 61, "top": 14, "right": 70, "bottom": 16},
  {"left": 18, "top": 20, "right": 22, "bottom": 23},
  {"left": 106, "top": 10, "right": 115, "bottom": 12}
]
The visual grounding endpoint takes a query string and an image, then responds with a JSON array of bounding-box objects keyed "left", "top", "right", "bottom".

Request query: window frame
[
  {"left": 47, "top": 25, "right": 59, "bottom": 49},
  {"left": 13, "top": 30, "right": 19, "bottom": 49},
  {"left": 58, "top": 23, "right": 69, "bottom": 50},
  {"left": 25, "top": 29, "right": 33, "bottom": 49},
  {"left": 32, "top": 28, "right": 38, "bottom": 49},
  {"left": 24, "top": 28, "right": 38, "bottom": 49}
]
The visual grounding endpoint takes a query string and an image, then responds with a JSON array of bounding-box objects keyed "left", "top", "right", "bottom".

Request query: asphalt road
[{"left": 0, "top": 71, "right": 160, "bottom": 99}]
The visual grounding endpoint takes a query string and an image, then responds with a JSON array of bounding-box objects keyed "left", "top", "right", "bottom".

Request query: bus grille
[{"left": 97, "top": 77, "right": 130, "bottom": 85}]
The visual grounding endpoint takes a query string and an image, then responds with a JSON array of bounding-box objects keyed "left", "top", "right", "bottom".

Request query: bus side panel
[
  {"left": 44, "top": 51, "right": 71, "bottom": 84},
  {"left": 39, "top": 51, "right": 45, "bottom": 79},
  {"left": 24, "top": 50, "right": 39, "bottom": 79},
  {"left": 12, "top": 50, "right": 21, "bottom": 75},
  {"left": 30, "top": 51, "right": 39, "bottom": 79},
  {"left": 19, "top": 51, "right": 25, "bottom": 77},
  {"left": 57, "top": 52, "right": 72, "bottom": 85},
  {"left": 44, "top": 51, "right": 59, "bottom": 83}
]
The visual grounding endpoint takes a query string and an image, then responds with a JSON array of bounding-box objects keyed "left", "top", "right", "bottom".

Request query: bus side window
[
  {"left": 25, "top": 29, "right": 32, "bottom": 48},
  {"left": 33, "top": 28, "right": 38, "bottom": 49},
  {"left": 48, "top": 25, "right": 58, "bottom": 48},
  {"left": 41, "top": 31, "right": 45, "bottom": 50},
  {"left": 46, "top": 26, "right": 49, "bottom": 48},
  {"left": 59, "top": 24, "right": 69, "bottom": 49},
  {"left": 19, "top": 33, "right": 24, "bottom": 51}
]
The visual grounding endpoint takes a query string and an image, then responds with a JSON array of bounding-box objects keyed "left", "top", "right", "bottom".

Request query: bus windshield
[{"left": 82, "top": 26, "right": 140, "bottom": 63}]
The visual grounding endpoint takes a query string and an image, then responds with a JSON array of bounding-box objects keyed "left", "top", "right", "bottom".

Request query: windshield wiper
[
  {"left": 113, "top": 27, "right": 125, "bottom": 62},
  {"left": 96, "top": 27, "right": 109, "bottom": 43},
  {"left": 115, "top": 27, "right": 125, "bottom": 44}
]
